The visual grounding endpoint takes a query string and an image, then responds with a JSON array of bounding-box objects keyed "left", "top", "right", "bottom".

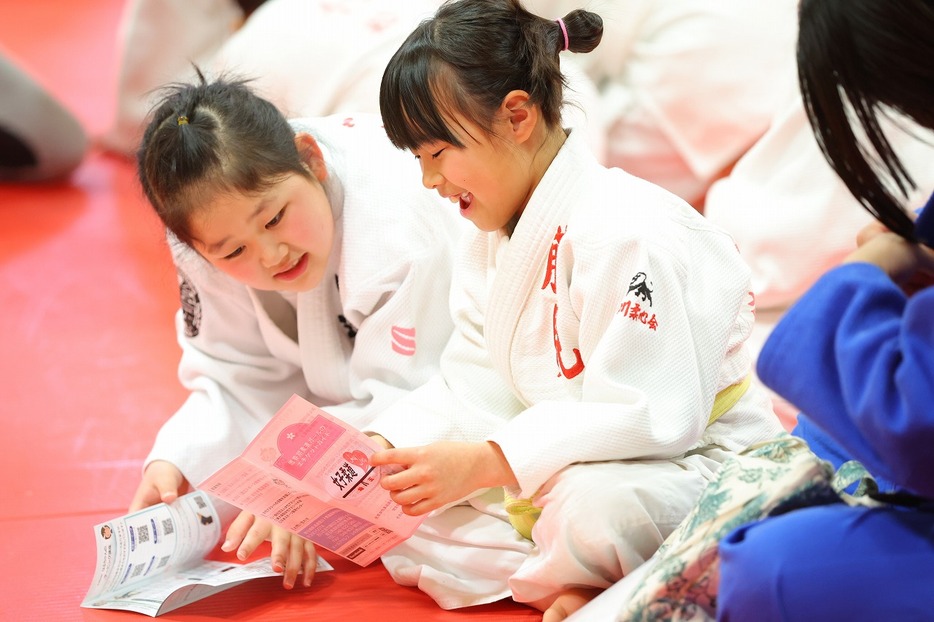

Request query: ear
[
  {"left": 294, "top": 132, "right": 328, "bottom": 182},
  {"left": 500, "top": 90, "right": 537, "bottom": 145}
]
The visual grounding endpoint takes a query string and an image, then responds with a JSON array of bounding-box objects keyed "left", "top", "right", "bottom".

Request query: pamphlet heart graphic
[{"left": 342, "top": 450, "right": 369, "bottom": 469}]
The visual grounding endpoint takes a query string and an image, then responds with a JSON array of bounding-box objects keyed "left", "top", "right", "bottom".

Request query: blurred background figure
[
  {"left": 103, "top": 0, "right": 605, "bottom": 158},
  {"left": 102, "top": 0, "right": 445, "bottom": 154},
  {"left": 524, "top": 0, "right": 800, "bottom": 207},
  {"left": 102, "top": 0, "right": 799, "bottom": 211},
  {"left": 103, "top": 0, "right": 250, "bottom": 154},
  {"left": 0, "top": 50, "right": 88, "bottom": 182}
]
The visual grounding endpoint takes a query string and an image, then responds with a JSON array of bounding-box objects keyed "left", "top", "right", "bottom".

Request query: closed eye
[
  {"left": 412, "top": 146, "right": 446, "bottom": 160},
  {"left": 223, "top": 246, "right": 244, "bottom": 260},
  {"left": 266, "top": 207, "right": 286, "bottom": 228}
]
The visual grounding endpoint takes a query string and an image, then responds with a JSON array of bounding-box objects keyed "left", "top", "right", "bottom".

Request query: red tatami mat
[{"left": 0, "top": 1, "right": 537, "bottom": 619}]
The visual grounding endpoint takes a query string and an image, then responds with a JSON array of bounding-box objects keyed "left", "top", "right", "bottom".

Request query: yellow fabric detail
[
  {"left": 501, "top": 375, "right": 752, "bottom": 541},
  {"left": 503, "top": 488, "right": 541, "bottom": 541},
  {"left": 707, "top": 375, "right": 751, "bottom": 426}
]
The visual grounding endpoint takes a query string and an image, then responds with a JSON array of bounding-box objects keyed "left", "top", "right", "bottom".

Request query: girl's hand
[
  {"left": 129, "top": 460, "right": 189, "bottom": 512},
  {"left": 854, "top": 219, "right": 890, "bottom": 247},
  {"left": 222, "top": 511, "right": 318, "bottom": 589},
  {"left": 845, "top": 224, "right": 934, "bottom": 291},
  {"left": 370, "top": 441, "right": 516, "bottom": 515}
]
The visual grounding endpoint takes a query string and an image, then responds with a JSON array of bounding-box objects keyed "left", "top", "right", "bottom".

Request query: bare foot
[{"left": 541, "top": 587, "right": 602, "bottom": 622}]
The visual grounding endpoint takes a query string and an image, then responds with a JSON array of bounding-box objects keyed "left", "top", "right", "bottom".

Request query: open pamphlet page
[
  {"left": 198, "top": 394, "right": 424, "bottom": 567},
  {"left": 81, "top": 490, "right": 334, "bottom": 616}
]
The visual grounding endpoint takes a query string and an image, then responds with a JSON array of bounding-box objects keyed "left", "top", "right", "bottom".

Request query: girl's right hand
[
  {"left": 129, "top": 460, "right": 188, "bottom": 512},
  {"left": 371, "top": 440, "right": 517, "bottom": 516}
]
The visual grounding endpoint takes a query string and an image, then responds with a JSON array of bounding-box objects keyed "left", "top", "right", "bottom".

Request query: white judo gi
[
  {"left": 369, "top": 129, "right": 784, "bottom": 608},
  {"left": 144, "top": 114, "right": 466, "bottom": 489}
]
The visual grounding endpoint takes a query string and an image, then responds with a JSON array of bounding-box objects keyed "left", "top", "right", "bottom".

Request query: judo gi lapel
[
  {"left": 295, "top": 208, "right": 352, "bottom": 406},
  {"left": 247, "top": 288, "right": 301, "bottom": 364},
  {"left": 485, "top": 130, "right": 588, "bottom": 396}
]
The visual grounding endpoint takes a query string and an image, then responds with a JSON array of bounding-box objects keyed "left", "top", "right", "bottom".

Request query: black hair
[
  {"left": 136, "top": 69, "right": 310, "bottom": 246},
  {"left": 379, "top": 0, "right": 602, "bottom": 152},
  {"left": 797, "top": 0, "right": 934, "bottom": 241}
]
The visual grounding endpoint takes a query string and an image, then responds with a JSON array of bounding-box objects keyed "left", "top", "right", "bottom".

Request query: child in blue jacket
[{"left": 717, "top": 1, "right": 934, "bottom": 620}]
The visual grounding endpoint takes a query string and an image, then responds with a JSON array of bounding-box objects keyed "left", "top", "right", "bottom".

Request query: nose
[
  {"left": 420, "top": 159, "right": 441, "bottom": 190},
  {"left": 260, "top": 236, "right": 288, "bottom": 268}
]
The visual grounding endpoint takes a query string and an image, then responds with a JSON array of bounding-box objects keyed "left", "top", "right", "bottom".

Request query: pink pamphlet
[{"left": 198, "top": 395, "right": 423, "bottom": 566}]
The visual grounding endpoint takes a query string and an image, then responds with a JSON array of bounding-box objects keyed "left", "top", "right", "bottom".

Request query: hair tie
[
  {"left": 556, "top": 18, "right": 569, "bottom": 52},
  {"left": 177, "top": 115, "right": 189, "bottom": 126}
]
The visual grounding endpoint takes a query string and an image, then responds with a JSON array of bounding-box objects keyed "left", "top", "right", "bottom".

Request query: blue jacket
[{"left": 758, "top": 262, "right": 934, "bottom": 498}]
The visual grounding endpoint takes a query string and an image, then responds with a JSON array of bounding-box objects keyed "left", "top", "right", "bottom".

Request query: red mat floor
[{"left": 0, "top": 1, "right": 537, "bottom": 619}]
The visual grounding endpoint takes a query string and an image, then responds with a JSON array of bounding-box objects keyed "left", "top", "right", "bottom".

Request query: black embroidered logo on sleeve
[
  {"left": 179, "top": 272, "right": 202, "bottom": 338},
  {"left": 619, "top": 271, "right": 659, "bottom": 331},
  {"left": 627, "top": 272, "right": 654, "bottom": 306}
]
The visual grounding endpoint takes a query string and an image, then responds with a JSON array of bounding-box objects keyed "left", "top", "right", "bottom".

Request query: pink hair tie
[{"left": 556, "top": 18, "right": 569, "bottom": 52}]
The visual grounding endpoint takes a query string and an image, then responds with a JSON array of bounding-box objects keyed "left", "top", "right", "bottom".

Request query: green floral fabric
[{"left": 620, "top": 433, "right": 873, "bottom": 621}]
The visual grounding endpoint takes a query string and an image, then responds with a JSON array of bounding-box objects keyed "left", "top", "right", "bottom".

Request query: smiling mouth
[
  {"left": 274, "top": 253, "right": 309, "bottom": 280},
  {"left": 458, "top": 192, "right": 473, "bottom": 211}
]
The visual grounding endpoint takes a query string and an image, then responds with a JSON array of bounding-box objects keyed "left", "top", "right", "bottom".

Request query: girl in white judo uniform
[
  {"left": 365, "top": 1, "right": 784, "bottom": 619},
  {"left": 130, "top": 73, "right": 466, "bottom": 588}
]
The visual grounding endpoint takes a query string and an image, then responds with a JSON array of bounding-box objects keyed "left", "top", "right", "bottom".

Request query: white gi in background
[
  {"left": 104, "top": 0, "right": 798, "bottom": 209},
  {"left": 105, "top": 0, "right": 246, "bottom": 154},
  {"left": 193, "top": 0, "right": 604, "bottom": 158},
  {"left": 525, "top": 0, "right": 799, "bottom": 206},
  {"left": 144, "top": 114, "right": 467, "bottom": 488},
  {"left": 105, "top": 0, "right": 599, "bottom": 154},
  {"left": 367, "top": 129, "right": 784, "bottom": 609}
]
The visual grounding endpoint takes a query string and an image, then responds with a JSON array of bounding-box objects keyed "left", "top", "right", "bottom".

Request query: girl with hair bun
[{"left": 368, "top": 1, "right": 783, "bottom": 618}]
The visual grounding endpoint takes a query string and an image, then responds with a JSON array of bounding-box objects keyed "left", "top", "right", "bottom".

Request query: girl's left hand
[
  {"left": 221, "top": 511, "right": 318, "bottom": 589},
  {"left": 370, "top": 441, "right": 516, "bottom": 515}
]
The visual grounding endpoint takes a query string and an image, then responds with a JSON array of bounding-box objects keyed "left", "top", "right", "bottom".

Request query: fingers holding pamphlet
[
  {"left": 83, "top": 395, "right": 414, "bottom": 616},
  {"left": 81, "top": 491, "right": 333, "bottom": 616},
  {"left": 198, "top": 395, "right": 425, "bottom": 567}
]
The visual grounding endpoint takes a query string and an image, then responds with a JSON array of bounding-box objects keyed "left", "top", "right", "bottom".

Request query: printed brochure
[{"left": 199, "top": 395, "right": 423, "bottom": 566}]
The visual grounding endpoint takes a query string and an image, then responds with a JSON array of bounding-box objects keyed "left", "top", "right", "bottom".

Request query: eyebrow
[{"left": 202, "top": 197, "right": 272, "bottom": 255}]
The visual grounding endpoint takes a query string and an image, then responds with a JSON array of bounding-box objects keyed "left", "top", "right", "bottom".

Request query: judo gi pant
[
  {"left": 382, "top": 447, "right": 728, "bottom": 610},
  {"left": 718, "top": 503, "right": 934, "bottom": 621}
]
